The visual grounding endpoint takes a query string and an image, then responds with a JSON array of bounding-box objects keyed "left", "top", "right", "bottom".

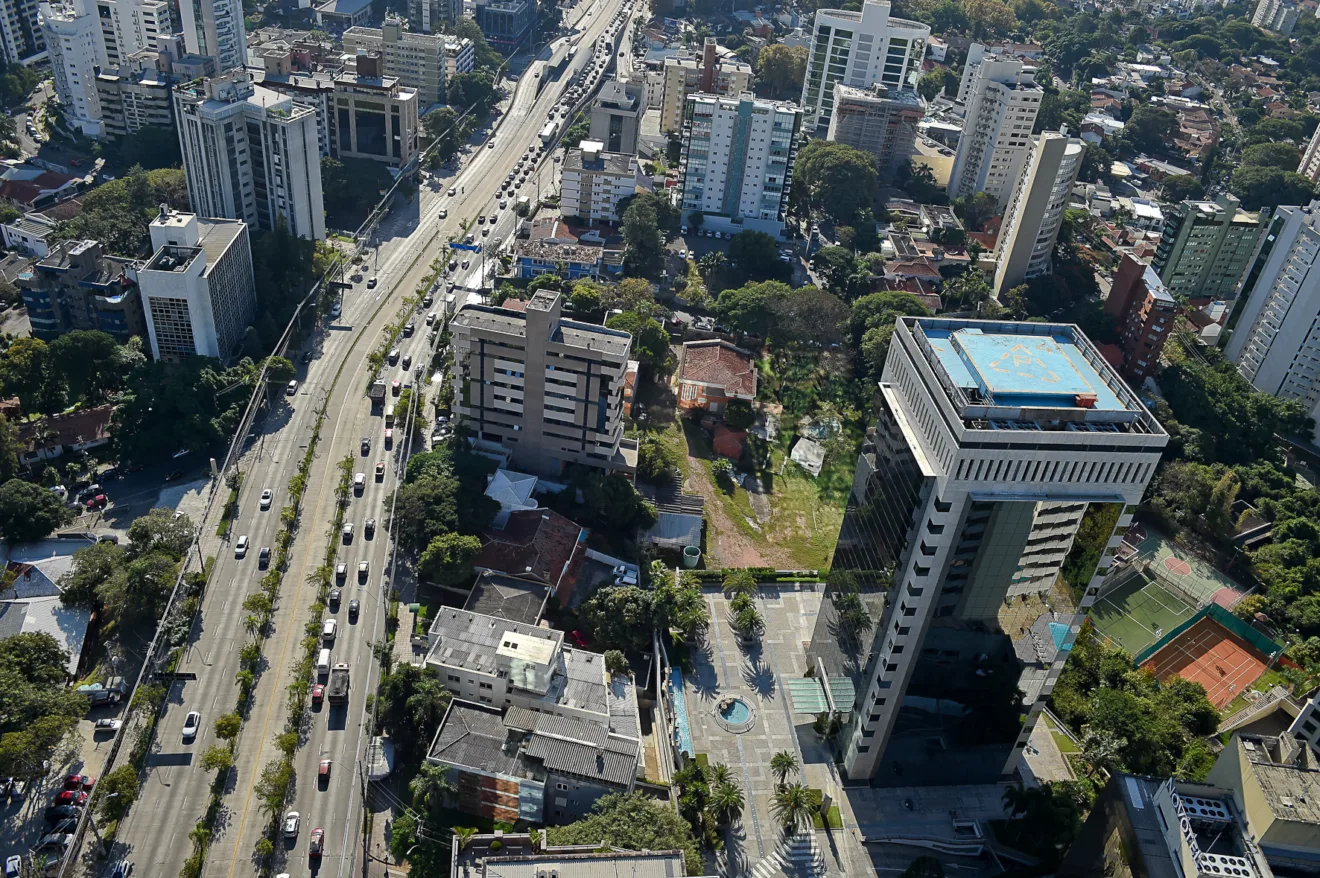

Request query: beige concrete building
[
  {"left": 659, "top": 39, "right": 751, "bottom": 134},
  {"left": 95, "top": 50, "right": 173, "bottom": 138},
  {"left": 343, "top": 18, "right": 447, "bottom": 108},
  {"left": 333, "top": 55, "right": 419, "bottom": 168},
  {"left": 993, "top": 130, "right": 1084, "bottom": 296},
  {"left": 1208, "top": 734, "right": 1320, "bottom": 874},
  {"left": 825, "top": 82, "right": 921, "bottom": 180},
  {"left": 560, "top": 140, "right": 644, "bottom": 223},
  {"left": 450, "top": 291, "right": 637, "bottom": 477},
  {"left": 947, "top": 54, "right": 1043, "bottom": 210}
]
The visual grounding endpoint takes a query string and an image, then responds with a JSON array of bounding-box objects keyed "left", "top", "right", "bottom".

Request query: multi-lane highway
[{"left": 109, "top": 4, "right": 635, "bottom": 877}]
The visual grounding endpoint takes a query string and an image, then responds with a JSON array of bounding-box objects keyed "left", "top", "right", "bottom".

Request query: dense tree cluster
[
  {"left": 0, "top": 633, "right": 87, "bottom": 781},
  {"left": 547, "top": 792, "right": 701, "bottom": 875},
  {"left": 388, "top": 445, "right": 498, "bottom": 553},
  {"left": 53, "top": 166, "right": 188, "bottom": 256}
]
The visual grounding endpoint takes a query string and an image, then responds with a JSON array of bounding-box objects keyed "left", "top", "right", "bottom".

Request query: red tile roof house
[
  {"left": 473, "top": 509, "right": 588, "bottom": 605},
  {"left": 675, "top": 340, "right": 758, "bottom": 415}
]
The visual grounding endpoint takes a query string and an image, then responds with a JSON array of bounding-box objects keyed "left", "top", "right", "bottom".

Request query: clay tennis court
[{"left": 1140, "top": 616, "right": 1270, "bottom": 709}]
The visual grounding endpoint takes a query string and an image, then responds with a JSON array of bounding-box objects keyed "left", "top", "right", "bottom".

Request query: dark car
[
  {"left": 329, "top": 588, "right": 341, "bottom": 609},
  {"left": 348, "top": 599, "right": 360, "bottom": 621},
  {"left": 45, "top": 805, "right": 80, "bottom": 823},
  {"left": 364, "top": 518, "right": 375, "bottom": 539},
  {"left": 258, "top": 547, "right": 271, "bottom": 569}
]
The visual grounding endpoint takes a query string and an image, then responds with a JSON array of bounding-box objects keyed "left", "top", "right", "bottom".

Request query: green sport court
[
  {"left": 1122, "top": 523, "right": 1249, "bottom": 608},
  {"left": 1090, "top": 569, "right": 1198, "bottom": 657}
]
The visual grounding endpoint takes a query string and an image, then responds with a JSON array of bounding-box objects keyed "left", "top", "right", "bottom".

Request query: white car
[
  {"left": 94, "top": 718, "right": 123, "bottom": 732},
  {"left": 284, "top": 811, "right": 300, "bottom": 837},
  {"left": 322, "top": 619, "right": 337, "bottom": 642},
  {"left": 235, "top": 535, "right": 249, "bottom": 558},
  {"left": 6, "top": 855, "right": 22, "bottom": 878},
  {"left": 260, "top": 488, "right": 273, "bottom": 509},
  {"left": 335, "top": 562, "right": 347, "bottom": 582},
  {"left": 438, "top": 208, "right": 448, "bottom": 219},
  {"left": 342, "top": 523, "right": 354, "bottom": 542},
  {"left": 182, "top": 711, "right": 201, "bottom": 741}
]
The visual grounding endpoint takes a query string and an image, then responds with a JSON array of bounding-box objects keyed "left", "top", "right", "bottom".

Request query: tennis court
[
  {"left": 1140, "top": 616, "right": 1270, "bottom": 709},
  {"left": 1090, "top": 569, "right": 1197, "bottom": 657},
  {"left": 1123, "top": 524, "right": 1249, "bottom": 607}
]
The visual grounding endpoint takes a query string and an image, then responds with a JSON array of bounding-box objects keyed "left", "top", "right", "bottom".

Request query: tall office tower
[
  {"left": 96, "top": 0, "right": 168, "bottom": 65},
  {"left": 947, "top": 55, "right": 1042, "bottom": 209},
  {"left": 1226, "top": 202, "right": 1320, "bottom": 432},
  {"left": 1301, "top": 126, "right": 1320, "bottom": 184},
  {"left": 659, "top": 39, "right": 751, "bottom": 134},
  {"left": 589, "top": 79, "right": 644, "bottom": 154},
  {"left": 807, "top": 317, "right": 1167, "bottom": 783},
  {"left": 799, "top": 0, "right": 928, "bottom": 136},
  {"left": 992, "top": 131, "right": 1085, "bottom": 296},
  {"left": 1152, "top": 194, "right": 1268, "bottom": 301},
  {"left": 825, "top": 82, "right": 921, "bottom": 180},
  {"left": 332, "top": 54, "right": 419, "bottom": 169},
  {"left": 472, "top": 0, "right": 533, "bottom": 53},
  {"left": 343, "top": 19, "right": 448, "bottom": 108},
  {"left": 175, "top": 71, "right": 326, "bottom": 240},
  {"left": 179, "top": 0, "right": 243, "bottom": 71},
  {"left": 0, "top": 0, "right": 45, "bottom": 65},
  {"left": 677, "top": 92, "right": 802, "bottom": 237},
  {"left": 1252, "top": 0, "right": 1300, "bottom": 35},
  {"left": 41, "top": 0, "right": 104, "bottom": 135},
  {"left": 139, "top": 207, "right": 256, "bottom": 361},
  {"left": 407, "top": 0, "right": 457, "bottom": 32},
  {"left": 450, "top": 290, "right": 635, "bottom": 476}
]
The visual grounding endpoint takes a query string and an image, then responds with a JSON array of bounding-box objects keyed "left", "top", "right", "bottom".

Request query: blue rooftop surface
[{"left": 925, "top": 326, "right": 1128, "bottom": 412}]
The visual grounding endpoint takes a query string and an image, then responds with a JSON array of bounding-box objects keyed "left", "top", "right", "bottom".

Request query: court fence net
[{"left": 1133, "top": 602, "right": 1284, "bottom": 667}]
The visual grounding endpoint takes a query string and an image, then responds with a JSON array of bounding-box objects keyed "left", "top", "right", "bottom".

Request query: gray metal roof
[
  {"left": 429, "top": 701, "right": 528, "bottom": 778},
  {"left": 606, "top": 673, "right": 640, "bottom": 741},
  {"left": 523, "top": 713, "right": 638, "bottom": 787},
  {"left": 555, "top": 321, "right": 632, "bottom": 359},
  {"left": 473, "top": 849, "right": 691, "bottom": 878},
  {"left": 463, "top": 572, "right": 547, "bottom": 626},
  {"left": 428, "top": 608, "right": 562, "bottom": 674},
  {"left": 535, "top": 647, "right": 608, "bottom": 715}
]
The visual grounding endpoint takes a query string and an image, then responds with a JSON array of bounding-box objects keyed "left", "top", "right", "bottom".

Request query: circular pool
[{"left": 714, "top": 696, "right": 757, "bottom": 733}]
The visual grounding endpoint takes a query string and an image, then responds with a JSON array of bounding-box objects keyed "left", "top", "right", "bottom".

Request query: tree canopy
[
  {"left": 547, "top": 793, "right": 700, "bottom": 875},
  {"left": 791, "top": 140, "right": 880, "bottom": 222}
]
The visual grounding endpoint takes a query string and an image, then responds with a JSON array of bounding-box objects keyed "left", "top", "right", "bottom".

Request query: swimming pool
[
  {"left": 669, "top": 667, "right": 694, "bottom": 758},
  {"left": 1049, "top": 621, "right": 1073, "bottom": 652}
]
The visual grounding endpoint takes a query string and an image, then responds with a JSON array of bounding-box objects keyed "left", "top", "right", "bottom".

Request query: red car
[
  {"left": 319, "top": 759, "right": 332, "bottom": 780},
  {"left": 569, "top": 630, "right": 590, "bottom": 648},
  {"left": 63, "top": 774, "right": 95, "bottom": 791},
  {"left": 384, "top": 428, "right": 393, "bottom": 448},
  {"left": 54, "top": 790, "right": 88, "bottom": 806},
  {"left": 311, "top": 684, "right": 324, "bottom": 707},
  {"left": 309, "top": 828, "right": 324, "bottom": 857},
  {"left": 84, "top": 494, "right": 107, "bottom": 509}
]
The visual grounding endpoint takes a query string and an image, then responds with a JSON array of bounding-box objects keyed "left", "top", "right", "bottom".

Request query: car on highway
[
  {"left": 110, "top": 860, "right": 133, "bottom": 878},
  {"left": 342, "top": 523, "right": 353, "bottom": 543},
  {"left": 482, "top": 227, "right": 490, "bottom": 236},
  {"left": 349, "top": 599, "right": 360, "bottom": 621},
  {"left": 500, "top": 199, "right": 508, "bottom": 209},
  {"left": 310, "top": 827, "right": 325, "bottom": 857},
  {"left": 335, "top": 562, "right": 347, "bottom": 582},
  {"left": 448, "top": 187, "right": 457, "bottom": 196},
  {"left": 182, "top": 711, "right": 201, "bottom": 741},
  {"left": 284, "top": 811, "right": 300, "bottom": 838},
  {"left": 260, "top": 488, "right": 273, "bottom": 509},
  {"left": 384, "top": 428, "right": 394, "bottom": 448},
  {"left": 322, "top": 619, "right": 337, "bottom": 642},
  {"left": 438, "top": 208, "right": 448, "bottom": 219},
  {"left": 462, "top": 259, "right": 470, "bottom": 268},
  {"left": 235, "top": 535, "right": 249, "bottom": 558},
  {"left": 286, "top": 380, "right": 298, "bottom": 396},
  {"left": 258, "top": 547, "right": 271, "bottom": 568},
  {"left": 329, "top": 588, "right": 341, "bottom": 609},
  {"left": 367, "top": 277, "right": 378, "bottom": 288},
  {"left": 358, "top": 561, "right": 369, "bottom": 583},
  {"left": 354, "top": 472, "right": 365, "bottom": 493},
  {"left": 488, "top": 139, "right": 495, "bottom": 148},
  {"left": 477, "top": 215, "right": 486, "bottom": 224},
  {"left": 391, "top": 380, "right": 401, "bottom": 396},
  {"left": 364, "top": 518, "right": 376, "bottom": 539},
  {"left": 375, "top": 461, "right": 385, "bottom": 480},
  {"left": 94, "top": 718, "right": 122, "bottom": 733},
  {"left": 311, "top": 684, "right": 324, "bottom": 707},
  {"left": 404, "top": 321, "right": 415, "bottom": 336}
]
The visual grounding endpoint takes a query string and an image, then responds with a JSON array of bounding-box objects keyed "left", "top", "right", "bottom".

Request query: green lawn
[{"left": 1219, "top": 667, "right": 1292, "bottom": 719}]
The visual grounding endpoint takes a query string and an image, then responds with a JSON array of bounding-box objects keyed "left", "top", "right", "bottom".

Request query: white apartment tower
[
  {"left": 0, "top": 0, "right": 45, "bottom": 65},
  {"left": 41, "top": 0, "right": 104, "bottom": 136},
  {"left": 1252, "top": 0, "right": 1300, "bottom": 35},
  {"left": 993, "top": 131, "right": 1085, "bottom": 296},
  {"left": 179, "top": 0, "right": 243, "bottom": 71},
  {"left": 96, "top": 0, "right": 168, "bottom": 65},
  {"left": 1226, "top": 202, "right": 1320, "bottom": 432},
  {"left": 677, "top": 92, "right": 802, "bottom": 237},
  {"left": 948, "top": 55, "right": 1043, "bottom": 209},
  {"left": 809, "top": 317, "right": 1167, "bottom": 782},
  {"left": 1301, "top": 126, "right": 1320, "bottom": 184},
  {"left": 174, "top": 72, "right": 326, "bottom": 240},
  {"left": 139, "top": 208, "right": 257, "bottom": 361},
  {"left": 799, "top": 0, "right": 929, "bottom": 136},
  {"left": 560, "top": 140, "right": 643, "bottom": 224}
]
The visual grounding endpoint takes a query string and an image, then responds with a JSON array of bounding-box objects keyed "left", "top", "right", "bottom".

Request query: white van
[{"left": 317, "top": 648, "right": 331, "bottom": 678}]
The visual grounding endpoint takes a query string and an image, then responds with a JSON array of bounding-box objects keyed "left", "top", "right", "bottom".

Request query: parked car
[
  {"left": 45, "top": 806, "right": 79, "bottom": 823},
  {"left": 53, "top": 791, "right": 87, "bottom": 807},
  {"left": 94, "top": 718, "right": 122, "bottom": 732},
  {"left": 6, "top": 855, "right": 22, "bottom": 878},
  {"left": 64, "top": 774, "right": 94, "bottom": 791}
]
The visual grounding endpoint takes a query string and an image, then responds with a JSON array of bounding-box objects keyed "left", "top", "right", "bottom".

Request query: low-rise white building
[{"left": 559, "top": 140, "right": 644, "bottom": 224}]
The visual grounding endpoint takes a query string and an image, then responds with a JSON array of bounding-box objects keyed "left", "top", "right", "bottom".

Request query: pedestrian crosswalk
[{"left": 748, "top": 830, "right": 825, "bottom": 878}]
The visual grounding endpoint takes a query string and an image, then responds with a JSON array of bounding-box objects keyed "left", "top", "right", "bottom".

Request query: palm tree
[
  {"left": 772, "top": 783, "right": 815, "bottom": 831},
  {"left": 708, "top": 780, "right": 745, "bottom": 826},
  {"left": 1079, "top": 728, "right": 1125, "bottom": 781},
  {"left": 409, "top": 762, "right": 456, "bottom": 813},
  {"left": 770, "top": 751, "right": 799, "bottom": 788},
  {"left": 705, "top": 762, "right": 734, "bottom": 787},
  {"left": 722, "top": 569, "right": 757, "bottom": 599},
  {"left": 453, "top": 826, "right": 478, "bottom": 851}
]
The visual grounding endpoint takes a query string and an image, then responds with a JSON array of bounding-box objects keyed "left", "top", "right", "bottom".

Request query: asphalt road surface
[{"left": 107, "top": 3, "right": 635, "bottom": 877}]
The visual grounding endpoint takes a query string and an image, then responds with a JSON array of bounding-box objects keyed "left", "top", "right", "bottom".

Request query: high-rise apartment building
[
  {"left": 444, "top": 37, "right": 473, "bottom": 81},
  {"left": 17, "top": 239, "right": 145, "bottom": 342},
  {"left": 1300, "top": 126, "right": 1320, "bottom": 184},
  {"left": 95, "top": 50, "right": 175, "bottom": 138},
  {"left": 677, "top": 92, "right": 801, "bottom": 236},
  {"left": 332, "top": 55, "right": 419, "bottom": 168},
  {"left": 0, "top": 0, "right": 45, "bottom": 65},
  {"left": 96, "top": 0, "right": 168, "bottom": 65},
  {"left": 450, "top": 290, "right": 635, "bottom": 477},
  {"left": 253, "top": 55, "right": 335, "bottom": 157},
  {"left": 825, "top": 82, "right": 921, "bottom": 180},
  {"left": 658, "top": 39, "right": 751, "bottom": 134},
  {"left": 406, "top": 0, "right": 457, "bottom": 33},
  {"left": 947, "top": 55, "right": 1042, "bottom": 209},
  {"left": 589, "top": 79, "right": 643, "bottom": 154},
  {"left": 560, "top": 140, "right": 643, "bottom": 223},
  {"left": 1252, "top": 0, "right": 1299, "bottom": 35},
  {"left": 1226, "top": 202, "right": 1320, "bottom": 431},
  {"left": 178, "top": 0, "right": 243, "bottom": 70},
  {"left": 138, "top": 208, "right": 256, "bottom": 361},
  {"left": 992, "top": 131, "right": 1085, "bottom": 296},
  {"left": 41, "top": 0, "right": 104, "bottom": 135},
  {"left": 343, "top": 19, "right": 448, "bottom": 108},
  {"left": 799, "top": 0, "right": 929, "bottom": 136},
  {"left": 174, "top": 71, "right": 326, "bottom": 240},
  {"left": 808, "top": 316, "right": 1166, "bottom": 783},
  {"left": 1153, "top": 194, "right": 1267, "bottom": 301},
  {"left": 1105, "top": 253, "right": 1176, "bottom": 384}
]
